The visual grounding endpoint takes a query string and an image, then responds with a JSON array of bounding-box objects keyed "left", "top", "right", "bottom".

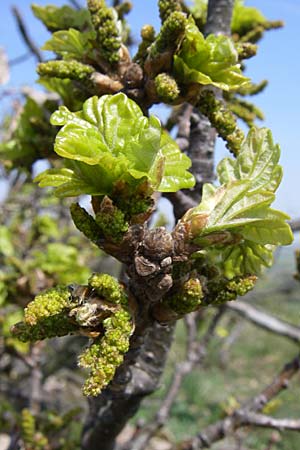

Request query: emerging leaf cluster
[
  {"left": 182, "top": 128, "right": 293, "bottom": 278},
  {"left": 174, "top": 17, "right": 249, "bottom": 91},
  {"left": 35, "top": 93, "right": 195, "bottom": 197}
]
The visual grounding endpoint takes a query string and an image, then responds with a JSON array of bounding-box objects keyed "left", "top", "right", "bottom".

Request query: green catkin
[
  {"left": 198, "top": 90, "right": 244, "bottom": 156},
  {"left": 12, "top": 314, "right": 78, "bottom": 342},
  {"left": 150, "top": 11, "right": 187, "bottom": 57},
  {"left": 37, "top": 60, "right": 94, "bottom": 82},
  {"left": 21, "top": 409, "right": 36, "bottom": 446},
  {"left": 212, "top": 275, "right": 257, "bottom": 305},
  {"left": 24, "top": 286, "right": 71, "bottom": 325},
  {"left": 12, "top": 272, "right": 133, "bottom": 396},
  {"left": 238, "top": 79, "right": 268, "bottom": 96},
  {"left": 87, "top": 0, "right": 121, "bottom": 64},
  {"left": 12, "top": 287, "right": 78, "bottom": 342},
  {"left": 78, "top": 308, "right": 132, "bottom": 396},
  {"left": 158, "top": 0, "right": 182, "bottom": 24},
  {"left": 227, "top": 97, "right": 264, "bottom": 127},
  {"left": 235, "top": 42, "right": 257, "bottom": 60},
  {"left": 20, "top": 409, "right": 49, "bottom": 449},
  {"left": 95, "top": 207, "right": 128, "bottom": 243}
]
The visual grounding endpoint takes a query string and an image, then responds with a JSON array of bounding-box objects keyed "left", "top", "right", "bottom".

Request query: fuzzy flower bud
[
  {"left": 166, "top": 277, "right": 203, "bottom": 315},
  {"left": 155, "top": 73, "right": 180, "bottom": 103},
  {"left": 88, "top": 273, "right": 127, "bottom": 305}
]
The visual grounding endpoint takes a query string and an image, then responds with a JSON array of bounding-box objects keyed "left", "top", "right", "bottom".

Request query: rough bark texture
[{"left": 81, "top": 2, "right": 235, "bottom": 449}]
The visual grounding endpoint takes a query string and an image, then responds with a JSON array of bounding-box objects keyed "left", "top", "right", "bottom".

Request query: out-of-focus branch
[
  {"left": 234, "top": 411, "right": 300, "bottom": 431},
  {"left": 227, "top": 301, "right": 300, "bottom": 343},
  {"left": 29, "top": 343, "right": 44, "bottom": 415},
  {"left": 219, "top": 319, "right": 243, "bottom": 367},
  {"left": 177, "top": 354, "right": 300, "bottom": 449},
  {"left": 12, "top": 6, "right": 43, "bottom": 63},
  {"left": 8, "top": 52, "right": 32, "bottom": 67},
  {"left": 68, "top": 0, "right": 82, "bottom": 8},
  {"left": 0, "top": 48, "right": 9, "bottom": 84}
]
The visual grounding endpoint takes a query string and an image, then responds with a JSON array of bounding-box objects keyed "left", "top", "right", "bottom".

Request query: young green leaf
[
  {"left": 35, "top": 93, "right": 195, "bottom": 197},
  {"left": 42, "top": 29, "right": 95, "bottom": 61},
  {"left": 174, "top": 17, "right": 249, "bottom": 91},
  {"left": 31, "top": 4, "right": 91, "bottom": 32}
]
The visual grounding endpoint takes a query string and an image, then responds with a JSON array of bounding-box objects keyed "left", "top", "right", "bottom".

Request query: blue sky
[{"left": 0, "top": 0, "right": 299, "bottom": 218}]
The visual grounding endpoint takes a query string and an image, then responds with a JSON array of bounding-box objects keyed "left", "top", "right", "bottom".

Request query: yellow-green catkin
[
  {"left": 213, "top": 275, "right": 257, "bottom": 304},
  {"left": 150, "top": 11, "right": 187, "bottom": 57},
  {"left": 88, "top": 273, "right": 127, "bottom": 305},
  {"left": 95, "top": 206, "right": 128, "bottom": 243},
  {"left": 78, "top": 308, "right": 132, "bottom": 396},
  {"left": 21, "top": 409, "right": 36, "bottom": 447},
  {"left": 133, "top": 24, "right": 155, "bottom": 64},
  {"left": 37, "top": 60, "right": 94, "bottom": 82},
  {"left": 12, "top": 287, "right": 78, "bottom": 342}
]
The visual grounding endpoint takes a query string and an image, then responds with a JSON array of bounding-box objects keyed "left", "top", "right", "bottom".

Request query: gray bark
[{"left": 206, "top": 0, "right": 235, "bottom": 36}]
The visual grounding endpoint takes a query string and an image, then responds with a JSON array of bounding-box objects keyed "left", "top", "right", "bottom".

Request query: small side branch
[
  {"left": 235, "top": 411, "right": 300, "bottom": 431},
  {"left": 289, "top": 218, "right": 300, "bottom": 233},
  {"left": 178, "top": 354, "right": 300, "bottom": 449}
]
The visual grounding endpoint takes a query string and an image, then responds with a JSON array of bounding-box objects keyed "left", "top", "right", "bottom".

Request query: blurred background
[{"left": 1, "top": 2, "right": 300, "bottom": 449}]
